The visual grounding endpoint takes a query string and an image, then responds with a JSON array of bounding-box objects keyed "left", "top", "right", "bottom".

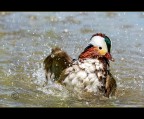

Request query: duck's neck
[
  {"left": 79, "top": 47, "right": 100, "bottom": 60},
  {"left": 78, "top": 47, "right": 110, "bottom": 67}
]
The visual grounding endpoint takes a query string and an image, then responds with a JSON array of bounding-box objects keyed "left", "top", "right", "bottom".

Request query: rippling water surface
[{"left": 0, "top": 12, "right": 144, "bottom": 107}]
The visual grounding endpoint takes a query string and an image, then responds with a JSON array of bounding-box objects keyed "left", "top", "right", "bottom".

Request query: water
[{"left": 0, "top": 12, "right": 144, "bottom": 107}]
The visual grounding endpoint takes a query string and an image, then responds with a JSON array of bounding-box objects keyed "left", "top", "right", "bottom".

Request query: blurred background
[{"left": 0, "top": 12, "right": 144, "bottom": 107}]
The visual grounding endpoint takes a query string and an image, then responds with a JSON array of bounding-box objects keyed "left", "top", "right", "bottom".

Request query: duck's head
[{"left": 79, "top": 33, "right": 114, "bottom": 61}]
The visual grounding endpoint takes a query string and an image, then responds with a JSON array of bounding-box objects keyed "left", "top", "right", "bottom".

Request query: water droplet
[
  {"left": 86, "top": 102, "right": 89, "bottom": 105},
  {"left": 139, "top": 75, "right": 143, "bottom": 79},
  {"left": 63, "top": 29, "right": 68, "bottom": 33},
  {"left": 121, "top": 57, "right": 124, "bottom": 61}
]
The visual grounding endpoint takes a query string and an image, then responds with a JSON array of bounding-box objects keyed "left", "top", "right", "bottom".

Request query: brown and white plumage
[{"left": 44, "top": 33, "right": 117, "bottom": 97}]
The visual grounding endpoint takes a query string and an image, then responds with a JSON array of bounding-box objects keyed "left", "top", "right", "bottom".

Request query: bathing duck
[{"left": 44, "top": 33, "right": 117, "bottom": 97}]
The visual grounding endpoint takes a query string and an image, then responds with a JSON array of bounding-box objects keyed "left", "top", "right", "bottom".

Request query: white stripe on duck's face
[
  {"left": 89, "top": 36, "right": 108, "bottom": 55},
  {"left": 62, "top": 58, "right": 107, "bottom": 94}
]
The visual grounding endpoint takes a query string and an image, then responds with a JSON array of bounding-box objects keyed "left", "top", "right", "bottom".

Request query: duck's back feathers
[{"left": 44, "top": 47, "right": 73, "bottom": 81}]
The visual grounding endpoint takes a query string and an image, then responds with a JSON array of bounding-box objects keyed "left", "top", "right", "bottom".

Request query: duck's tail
[{"left": 44, "top": 47, "right": 73, "bottom": 82}]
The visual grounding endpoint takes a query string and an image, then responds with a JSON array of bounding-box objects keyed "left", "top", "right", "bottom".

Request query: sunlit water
[{"left": 0, "top": 12, "right": 144, "bottom": 107}]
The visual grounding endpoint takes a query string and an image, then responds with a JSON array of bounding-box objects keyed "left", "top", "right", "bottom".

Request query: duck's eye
[{"left": 99, "top": 47, "right": 102, "bottom": 50}]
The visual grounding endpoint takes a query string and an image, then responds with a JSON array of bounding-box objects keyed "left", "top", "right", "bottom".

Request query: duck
[{"left": 43, "top": 33, "right": 117, "bottom": 98}]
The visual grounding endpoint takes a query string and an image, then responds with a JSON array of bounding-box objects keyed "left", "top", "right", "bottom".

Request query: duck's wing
[
  {"left": 104, "top": 72, "right": 117, "bottom": 97},
  {"left": 44, "top": 47, "right": 73, "bottom": 81}
]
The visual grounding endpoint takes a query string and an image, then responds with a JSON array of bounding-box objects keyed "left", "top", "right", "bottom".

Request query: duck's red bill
[{"left": 105, "top": 53, "right": 115, "bottom": 62}]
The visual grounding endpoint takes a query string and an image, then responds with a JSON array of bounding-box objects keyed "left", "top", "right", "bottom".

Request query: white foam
[
  {"left": 32, "top": 65, "right": 46, "bottom": 86},
  {"left": 32, "top": 63, "right": 69, "bottom": 98}
]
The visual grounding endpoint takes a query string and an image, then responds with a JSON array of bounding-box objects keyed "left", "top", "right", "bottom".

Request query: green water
[{"left": 0, "top": 12, "right": 144, "bottom": 107}]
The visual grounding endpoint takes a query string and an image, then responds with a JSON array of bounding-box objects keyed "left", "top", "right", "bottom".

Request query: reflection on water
[{"left": 0, "top": 12, "right": 144, "bottom": 107}]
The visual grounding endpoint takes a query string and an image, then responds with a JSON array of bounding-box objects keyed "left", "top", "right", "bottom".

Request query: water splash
[{"left": 32, "top": 63, "right": 70, "bottom": 98}]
